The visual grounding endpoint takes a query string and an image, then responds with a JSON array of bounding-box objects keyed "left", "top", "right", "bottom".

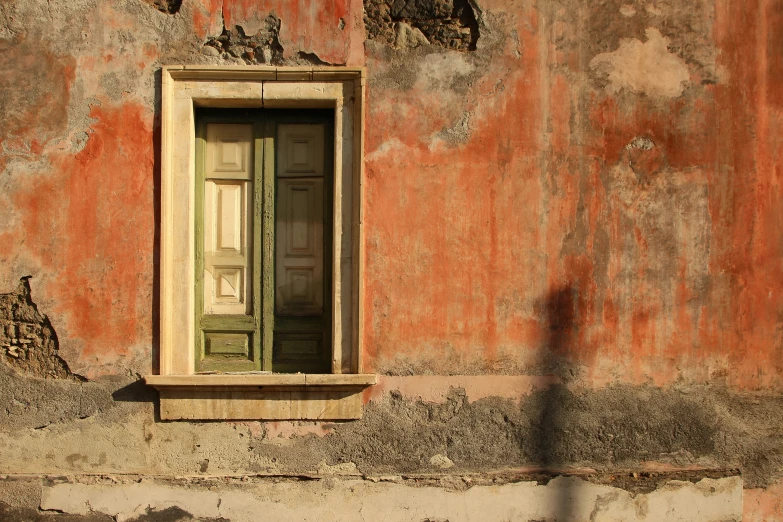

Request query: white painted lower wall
[{"left": 40, "top": 475, "right": 742, "bottom": 522}]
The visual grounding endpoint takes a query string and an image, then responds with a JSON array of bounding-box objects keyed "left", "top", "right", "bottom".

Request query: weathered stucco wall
[
  {"left": 0, "top": 0, "right": 779, "bottom": 387},
  {"left": 0, "top": 0, "right": 782, "bottom": 519},
  {"left": 362, "top": 0, "right": 783, "bottom": 389}
]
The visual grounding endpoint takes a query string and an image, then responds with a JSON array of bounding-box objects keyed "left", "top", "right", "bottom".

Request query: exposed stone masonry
[
  {"left": 0, "top": 277, "right": 78, "bottom": 380},
  {"left": 202, "top": 16, "right": 285, "bottom": 65},
  {"left": 364, "top": 0, "right": 480, "bottom": 51},
  {"left": 142, "top": 0, "right": 182, "bottom": 14}
]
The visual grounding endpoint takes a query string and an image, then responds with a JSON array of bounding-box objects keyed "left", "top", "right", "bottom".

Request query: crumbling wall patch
[
  {"left": 202, "top": 17, "right": 285, "bottom": 64},
  {"left": 364, "top": 0, "right": 480, "bottom": 51},
  {"left": 0, "top": 277, "right": 80, "bottom": 381},
  {"left": 142, "top": 0, "right": 182, "bottom": 15}
]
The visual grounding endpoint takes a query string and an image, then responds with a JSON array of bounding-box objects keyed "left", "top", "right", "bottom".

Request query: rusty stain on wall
[
  {"left": 362, "top": 0, "right": 783, "bottom": 390},
  {"left": 1, "top": 102, "right": 155, "bottom": 376}
]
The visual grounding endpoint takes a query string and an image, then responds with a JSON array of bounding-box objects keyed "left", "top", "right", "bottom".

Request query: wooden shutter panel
[
  {"left": 275, "top": 178, "right": 324, "bottom": 315},
  {"left": 203, "top": 123, "right": 253, "bottom": 316},
  {"left": 275, "top": 124, "right": 325, "bottom": 316}
]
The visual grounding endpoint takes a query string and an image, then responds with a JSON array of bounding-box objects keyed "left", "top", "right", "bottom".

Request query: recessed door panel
[
  {"left": 201, "top": 332, "right": 254, "bottom": 372},
  {"left": 203, "top": 124, "right": 253, "bottom": 316},
  {"left": 273, "top": 334, "right": 324, "bottom": 363},
  {"left": 276, "top": 178, "right": 324, "bottom": 315},
  {"left": 289, "top": 186, "right": 314, "bottom": 255},
  {"left": 277, "top": 124, "right": 325, "bottom": 177},
  {"left": 215, "top": 182, "right": 243, "bottom": 252},
  {"left": 214, "top": 267, "right": 243, "bottom": 303},
  {"left": 206, "top": 124, "right": 253, "bottom": 180}
]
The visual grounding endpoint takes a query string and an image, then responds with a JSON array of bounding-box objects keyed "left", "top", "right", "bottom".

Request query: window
[
  {"left": 146, "top": 67, "right": 374, "bottom": 420},
  {"left": 196, "top": 109, "right": 334, "bottom": 374}
]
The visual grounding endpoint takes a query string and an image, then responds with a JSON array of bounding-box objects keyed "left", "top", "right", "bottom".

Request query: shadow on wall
[
  {"left": 112, "top": 374, "right": 161, "bottom": 422},
  {"left": 151, "top": 68, "right": 162, "bottom": 376},
  {"left": 535, "top": 284, "right": 578, "bottom": 519},
  {"left": 118, "top": 67, "right": 162, "bottom": 412}
]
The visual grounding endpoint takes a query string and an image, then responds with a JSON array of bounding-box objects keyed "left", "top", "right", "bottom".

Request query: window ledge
[
  {"left": 145, "top": 373, "right": 376, "bottom": 388},
  {"left": 144, "top": 374, "right": 376, "bottom": 421}
]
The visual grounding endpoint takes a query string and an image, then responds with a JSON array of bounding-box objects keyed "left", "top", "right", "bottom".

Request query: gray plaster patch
[
  {"left": 0, "top": 376, "right": 780, "bottom": 489},
  {"left": 434, "top": 110, "right": 473, "bottom": 146},
  {"left": 100, "top": 73, "right": 124, "bottom": 102},
  {"left": 315, "top": 386, "right": 783, "bottom": 488}
]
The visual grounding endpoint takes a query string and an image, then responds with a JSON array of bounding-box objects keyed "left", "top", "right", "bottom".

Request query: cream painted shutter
[
  {"left": 275, "top": 124, "right": 325, "bottom": 316},
  {"left": 203, "top": 123, "right": 253, "bottom": 315}
]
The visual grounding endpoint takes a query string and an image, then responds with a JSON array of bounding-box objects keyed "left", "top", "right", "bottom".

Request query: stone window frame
[{"left": 145, "top": 66, "right": 375, "bottom": 420}]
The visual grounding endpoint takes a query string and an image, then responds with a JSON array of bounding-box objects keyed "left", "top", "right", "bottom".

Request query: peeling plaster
[
  {"left": 590, "top": 28, "right": 691, "bottom": 98},
  {"left": 0, "top": 277, "right": 80, "bottom": 380},
  {"left": 142, "top": 0, "right": 182, "bottom": 14},
  {"left": 364, "top": 0, "right": 481, "bottom": 51}
]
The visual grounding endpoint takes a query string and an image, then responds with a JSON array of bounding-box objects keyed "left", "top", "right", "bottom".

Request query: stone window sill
[{"left": 145, "top": 374, "right": 376, "bottom": 421}]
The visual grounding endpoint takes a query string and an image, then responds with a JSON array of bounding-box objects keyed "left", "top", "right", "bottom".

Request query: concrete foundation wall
[{"left": 0, "top": 0, "right": 782, "bottom": 519}]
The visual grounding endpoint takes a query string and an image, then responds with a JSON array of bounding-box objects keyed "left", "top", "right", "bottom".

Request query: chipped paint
[{"left": 590, "top": 28, "right": 691, "bottom": 98}]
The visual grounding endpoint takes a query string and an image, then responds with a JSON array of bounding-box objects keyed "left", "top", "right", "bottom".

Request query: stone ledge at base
[
  {"left": 144, "top": 373, "right": 376, "bottom": 420},
  {"left": 34, "top": 474, "right": 743, "bottom": 522}
]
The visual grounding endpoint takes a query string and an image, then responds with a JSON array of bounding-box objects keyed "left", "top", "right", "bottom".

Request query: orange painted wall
[
  {"left": 0, "top": 0, "right": 780, "bottom": 389},
  {"left": 360, "top": 0, "right": 783, "bottom": 389}
]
